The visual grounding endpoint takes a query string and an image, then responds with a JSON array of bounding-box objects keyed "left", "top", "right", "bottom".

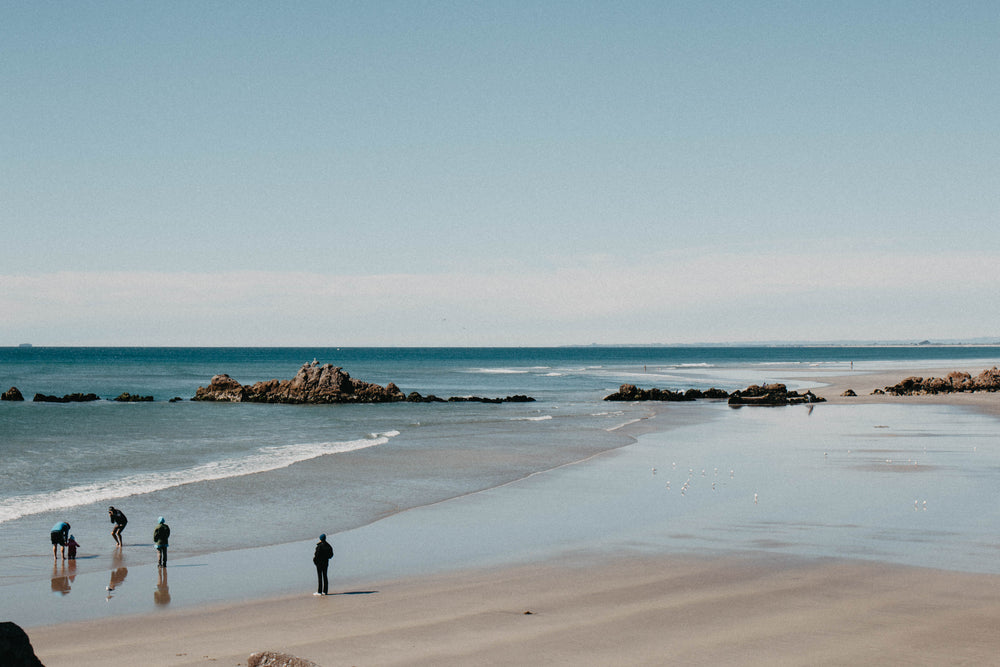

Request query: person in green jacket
[{"left": 153, "top": 517, "right": 170, "bottom": 567}]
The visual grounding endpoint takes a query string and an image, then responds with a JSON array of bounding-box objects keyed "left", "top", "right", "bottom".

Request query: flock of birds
[
  {"left": 647, "top": 446, "right": 940, "bottom": 511},
  {"left": 651, "top": 463, "right": 741, "bottom": 499}
]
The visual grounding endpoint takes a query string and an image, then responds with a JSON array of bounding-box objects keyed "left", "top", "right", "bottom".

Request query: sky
[{"left": 2, "top": 1, "right": 998, "bottom": 346}]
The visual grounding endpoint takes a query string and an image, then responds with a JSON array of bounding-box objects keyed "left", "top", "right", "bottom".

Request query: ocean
[{"left": 3, "top": 345, "right": 1000, "bottom": 625}]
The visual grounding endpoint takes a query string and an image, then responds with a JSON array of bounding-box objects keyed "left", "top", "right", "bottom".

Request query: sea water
[{"left": 2, "top": 346, "right": 1000, "bottom": 624}]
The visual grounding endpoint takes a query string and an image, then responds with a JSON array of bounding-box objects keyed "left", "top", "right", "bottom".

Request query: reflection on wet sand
[
  {"left": 50, "top": 561, "right": 76, "bottom": 596},
  {"left": 154, "top": 567, "right": 170, "bottom": 606},
  {"left": 106, "top": 549, "right": 128, "bottom": 601}
]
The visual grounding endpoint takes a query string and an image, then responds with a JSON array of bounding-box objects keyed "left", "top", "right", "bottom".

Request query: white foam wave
[
  {"left": 510, "top": 415, "right": 553, "bottom": 422},
  {"left": 473, "top": 367, "right": 529, "bottom": 374},
  {"left": 0, "top": 433, "right": 396, "bottom": 525}
]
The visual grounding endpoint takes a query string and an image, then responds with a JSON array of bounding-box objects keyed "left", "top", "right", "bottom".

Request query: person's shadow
[{"left": 154, "top": 567, "right": 171, "bottom": 606}]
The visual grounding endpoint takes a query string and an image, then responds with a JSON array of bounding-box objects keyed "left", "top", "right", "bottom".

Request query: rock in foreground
[
  {"left": 0, "top": 622, "right": 45, "bottom": 667},
  {"left": 248, "top": 651, "right": 319, "bottom": 667}
]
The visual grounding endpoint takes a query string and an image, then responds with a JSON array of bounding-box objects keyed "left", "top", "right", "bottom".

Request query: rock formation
[
  {"left": 114, "top": 392, "right": 154, "bottom": 402},
  {"left": 604, "top": 384, "right": 729, "bottom": 402},
  {"left": 248, "top": 651, "right": 319, "bottom": 667},
  {"left": 32, "top": 392, "right": 100, "bottom": 403},
  {"left": 193, "top": 362, "right": 537, "bottom": 405},
  {"left": 2, "top": 386, "right": 24, "bottom": 401},
  {"left": 0, "top": 622, "right": 45, "bottom": 667},
  {"left": 882, "top": 368, "right": 1000, "bottom": 396},
  {"left": 727, "top": 383, "right": 825, "bottom": 407},
  {"left": 194, "top": 362, "right": 405, "bottom": 404}
]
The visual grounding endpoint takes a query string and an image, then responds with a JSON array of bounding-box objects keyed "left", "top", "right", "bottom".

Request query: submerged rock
[
  {"left": 32, "top": 392, "right": 100, "bottom": 403},
  {"left": 114, "top": 392, "right": 154, "bottom": 402},
  {"left": 604, "top": 384, "right": 729, "bottom": 402}
]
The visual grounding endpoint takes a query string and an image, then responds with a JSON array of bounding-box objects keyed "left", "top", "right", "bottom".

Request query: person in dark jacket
[
  {"left": 313, "top": 534, "right": 334, "bottom": 596},
  {"left": 153, "top": 517, "right": 170, "bottom": 567},
  {"left": 109, "top": 506, "right": 127, "bottom": 547}
]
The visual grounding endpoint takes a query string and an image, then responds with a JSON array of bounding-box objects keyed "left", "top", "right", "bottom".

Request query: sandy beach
[
  {"left": 28, "top": 552, "right": 1000, "bottom": 666},
  {"left": 25, "top": 366, "right": 1000, "bottom": 667}
]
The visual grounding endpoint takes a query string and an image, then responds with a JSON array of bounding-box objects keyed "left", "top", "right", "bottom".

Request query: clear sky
[{"left": 2, "top": 1, "right": 997, "bottom": 346}]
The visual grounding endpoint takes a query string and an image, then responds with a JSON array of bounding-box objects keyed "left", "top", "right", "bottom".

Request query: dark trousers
[
  {"left": 316, "top": 561, "right": 329, "bottom": 594},
  {"left": 157, "top": 545, "right": 168, "bottom": 566}
]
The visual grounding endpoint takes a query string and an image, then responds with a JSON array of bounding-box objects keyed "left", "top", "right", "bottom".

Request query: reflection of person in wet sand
[
  {"left": 106, "top": 549, "right": 128, "bottom": 599},
  {"left": 51, "top": 562, "right": 72, "bottom": 595},
  {"left": 154, "top": 567, "right": 171, "bottom": 606}
]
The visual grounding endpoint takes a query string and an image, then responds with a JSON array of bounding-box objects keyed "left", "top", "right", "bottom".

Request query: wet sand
[
  {"left": 28, "top": 366, "right": 1000, "bottom": 667},
  {"left": 29, "top": 552, "right": 1000, "bottom": 666}
]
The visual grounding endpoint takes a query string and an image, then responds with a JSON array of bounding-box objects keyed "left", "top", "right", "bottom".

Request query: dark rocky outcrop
[
  {"left": 193, "top": 362, "right": 536, "bottom": 405},
  {"left": 882, "top": 368, "right": 1000, "bottom": 396},
  {"left": 0, "top": 622, "right": 45, "bottom": 667},
  {"left": 727, "top": 383, "right": 825, "bottom": 407},
  {"left": 2, "top": 386, "right": 24, "bottom": 401},
  {"left": 32, "top": 392, "right": 100, "bottom": 403},
  {"left": 841, "top": 389, "right": 857, "bottom": 397},
  {"left": 604, "top": 384, "right": 729, "bottom": 402},
  {"left": 248, "top": 651, "right": 319, "bottom": 667},
  {"left": 194, "top": 362, "right": 406, "bottom": 404},
  {"left": 114, "top": 392, "right": 154, "bottom": 402}
]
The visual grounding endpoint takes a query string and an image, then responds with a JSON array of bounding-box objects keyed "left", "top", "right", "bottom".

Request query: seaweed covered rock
[
  {"left": 604, "top": 384, "right": 730, "bottom": 402},
  {"left": 728, "top": 383, "right": 825, "bottom": 407}
]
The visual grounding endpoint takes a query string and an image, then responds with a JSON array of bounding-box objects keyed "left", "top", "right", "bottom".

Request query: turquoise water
[{"left": 2, "top": 346, "right": 1000, "bottom": 626}]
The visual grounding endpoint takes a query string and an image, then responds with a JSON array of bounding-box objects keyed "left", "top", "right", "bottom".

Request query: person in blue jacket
[{"left": 51, "top": 521, "right": 71, "bottom": 559}]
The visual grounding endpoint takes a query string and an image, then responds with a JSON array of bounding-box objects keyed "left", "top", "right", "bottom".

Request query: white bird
[{"left": 754, "top": 493, "right": 758, "bottom": 504}]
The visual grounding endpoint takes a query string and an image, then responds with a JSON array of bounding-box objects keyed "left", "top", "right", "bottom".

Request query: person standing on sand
[
  {"left": 51, "top": 521, "right": 70, "bottom": 559},
  {"left": 109, "top": 506, "right": 127, "bottom": 547},
  {"left": 67, "top": 534, "right": 80, "bottom": 559},
  {"left": 313, "top": 533, "right": 333, "bottom": 596},
  {"left": 153, "top": 517, "right": 170, "bottom": 567}
]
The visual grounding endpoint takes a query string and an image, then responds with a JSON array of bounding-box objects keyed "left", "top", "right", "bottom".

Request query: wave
[
  {"left": 510, "top": 415, "right": 553, "bottom": 422},
  {"left": 0, "top": 432, "right": 397, "bottom": 525},
  {"left": 471, "top": 367, "right": 529, "bottom": 374}
]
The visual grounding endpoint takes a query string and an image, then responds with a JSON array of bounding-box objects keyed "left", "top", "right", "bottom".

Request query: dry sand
[{"left": 28, "top": 366, "right": 1000, "bottom": 667}]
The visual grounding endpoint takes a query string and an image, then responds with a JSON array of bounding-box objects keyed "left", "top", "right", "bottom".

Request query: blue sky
[{"left": 2, "top": 1, "right": 997, "bottom": 345}]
